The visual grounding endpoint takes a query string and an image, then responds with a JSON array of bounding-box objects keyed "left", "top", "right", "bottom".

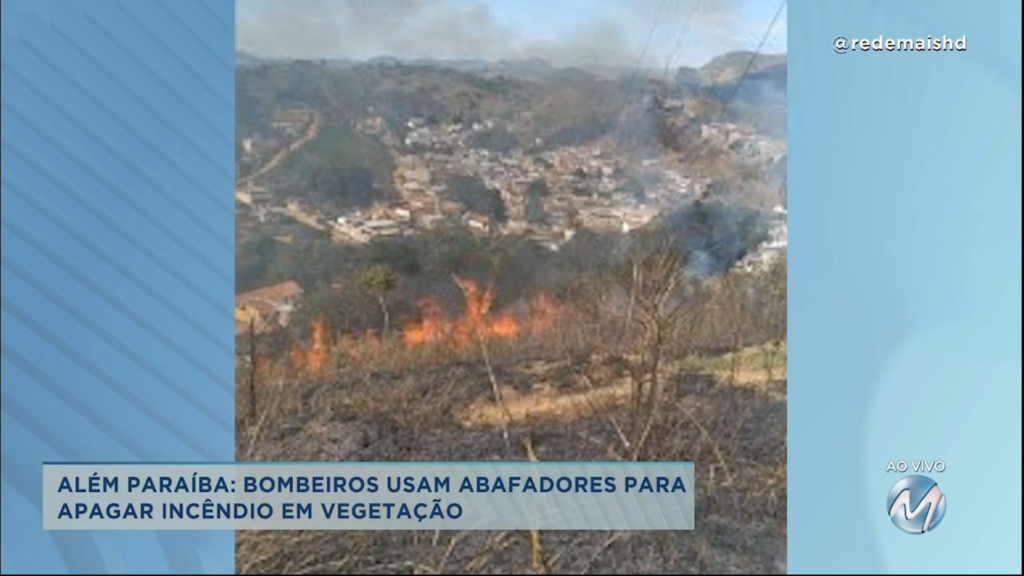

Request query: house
[
  {"left": 764, "top": 223, "right": 788, "bottom": 249},
  {"left": 440, "top": 200, "right": 464, "bottom": 216},
  {"left": 361, "top": 219, "right": 402, "bottom": 238},
  {"left": 736, "top": 221, "right": 787, "bottom": 274},
  {"left": 737, "top": 248, "right": 784, "bottom": 273},
  {"left": 420, "top": 214, "right": 446, "bottom": 229},
  {"left": 247, "top": 185, "right": 272, "bottom": 206},
  {"left": 360, "top": 116, "right": 384, "bottom": 133},
  {"left": 234, "top": 280, "right": 304, "bottom": 336},
  {"left": 271, "top": 109, "right": 311, "bottom": 134},
  {"left": 235, "top": 302, "right": 261, "bottom": 335},
  {"left": 462, "top": 212, "right": 491, "bottom": 233},
  {"left": 503, "top": 219, "right": 528, "bottom": 234}
]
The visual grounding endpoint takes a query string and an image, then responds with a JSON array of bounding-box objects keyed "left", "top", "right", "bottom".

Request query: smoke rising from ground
[{"left": 237, "top": 0, "right": 757, "bottom": 68}]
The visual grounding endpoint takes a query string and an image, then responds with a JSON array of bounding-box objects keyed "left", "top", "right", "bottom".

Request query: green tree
[
  {"left": 524, "top": 194, "right": 548, "bottom": 224},
  {"left": 526, "top": 179, "right": 549, "bottom": 198},
  {"left": 524, "top": 178, "right": 549, "bottom": 224},
  {"left": 445, "top": 175, "right": 508, "bottom": 224},
  {"left": 357, "top": 263, "right": 399, "bottom": 336}
]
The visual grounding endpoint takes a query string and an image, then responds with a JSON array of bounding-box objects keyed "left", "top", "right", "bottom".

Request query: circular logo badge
[{"left": 886, "top": 474, "right": 946, "bottom": 534}]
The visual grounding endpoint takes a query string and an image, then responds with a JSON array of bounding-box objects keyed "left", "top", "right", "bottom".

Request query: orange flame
[
  {"left": 401, "top": 276, "right": 558, "bottom": 349},
  {"left": 287, "top": 278, "right": 561, "bottom": 374},
  {"left": 402, "top": 298, "right": 446, "bottom": 346},
  {"left": 291, "top": 318, "right": 328, "bottom": 372}
]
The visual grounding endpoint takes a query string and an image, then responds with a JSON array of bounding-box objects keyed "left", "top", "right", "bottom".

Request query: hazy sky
[{"left": 236, "top": 0, "right": 787, "bottom": 68}]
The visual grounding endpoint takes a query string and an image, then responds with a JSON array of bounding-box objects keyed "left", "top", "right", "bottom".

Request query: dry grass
[
  {"left": 458, "top": 343, "right": 787, "bottom": 428},
  {"left": 235, "top": 341, "right": 786, "bottom": 574}
]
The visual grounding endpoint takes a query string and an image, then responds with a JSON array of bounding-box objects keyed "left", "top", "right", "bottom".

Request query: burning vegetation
[
  {"left": 286, "top": 276, "right": 560, "bottom": 374},
  {"left": 402, "top": 277, "right": 558, "bottom": 348},
  {"left": 237, "top": 220, "right": 788, "bottom": 575}
]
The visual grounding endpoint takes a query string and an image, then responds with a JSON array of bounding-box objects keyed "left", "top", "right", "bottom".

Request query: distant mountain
[
  {"left": 699, "top": 51, "right": 787, "bottom": 85},
  {"left": 404, "top": 57, "right": 554, "bottom": 80},
  {"left": 696, "top": 52, "right": 787, "bottom": 138},
  {"left": 236, "top": 50, "right": 786, "bottom": 84},
  {"left": 358, "top": 52, "right": 788, "bottom": 86}
]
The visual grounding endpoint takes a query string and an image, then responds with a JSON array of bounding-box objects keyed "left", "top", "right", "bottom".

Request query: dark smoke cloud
[
  {"left": 658, "top": 200, "right": 770, "bottom": 277},
  {"left": 237, "top": 0, "right": 757, "bottom": 68}
]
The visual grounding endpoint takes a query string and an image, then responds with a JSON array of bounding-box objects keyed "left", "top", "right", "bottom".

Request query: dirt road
[
  {"left": 235, "top": 114, "right": 329, "bottom": 232},
  {"left": 236, "top": 113, "right": 321, "bottom": 201}
]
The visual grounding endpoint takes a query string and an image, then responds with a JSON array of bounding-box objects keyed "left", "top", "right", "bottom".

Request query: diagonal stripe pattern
[{"left": 1, "top": 1, "right": 236, "bottom": 573}]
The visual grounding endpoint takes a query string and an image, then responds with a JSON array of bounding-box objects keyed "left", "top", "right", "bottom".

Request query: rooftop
[{"left": 236, "top": 280, "right": 304, "bottom": 306}]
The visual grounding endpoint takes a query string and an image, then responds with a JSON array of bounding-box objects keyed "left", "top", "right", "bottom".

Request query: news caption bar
[{"left": 43, "top": 463, "right": 695, "bottom": 531}]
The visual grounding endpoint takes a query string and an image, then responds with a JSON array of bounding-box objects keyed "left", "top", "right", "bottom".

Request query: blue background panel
[
  {"left": 2, "top": 0, "right": 1021, "bottom": 575},
  {"left": 1, "top": 1, "right": 236, "bottom": 574},
  {"left": 789, "top": 1, "right": 1021, "bottom": 574}
]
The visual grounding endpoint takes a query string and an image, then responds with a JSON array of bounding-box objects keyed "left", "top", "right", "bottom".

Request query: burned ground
[{"left": 236, "top": 348, "right": 786, "bottom": 575}]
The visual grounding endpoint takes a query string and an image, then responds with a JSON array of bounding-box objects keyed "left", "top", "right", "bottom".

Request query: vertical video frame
[{"left": 234, "top": 1, "right": 787, "bottom": 573}]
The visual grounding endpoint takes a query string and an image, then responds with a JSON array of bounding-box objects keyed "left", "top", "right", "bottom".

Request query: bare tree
[
  {"left": 716, "top": 272, "right": 753, "bottom": 383},
  {"left": 247, "top": 319, "right": 258, "bottom": 420},
  {"left": 757, "top": 253, "right": 787, "bottom": 381},
  {"left": 618, "top": 230, "right": 690, "bottom": 461},
  {"left": 452, "top": 274, "right": 515, "bottom": 456}
]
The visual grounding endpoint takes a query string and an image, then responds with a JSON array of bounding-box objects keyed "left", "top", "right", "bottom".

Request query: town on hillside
[{"left": 235, "top": 73, "right": 787, "bottom": 336}]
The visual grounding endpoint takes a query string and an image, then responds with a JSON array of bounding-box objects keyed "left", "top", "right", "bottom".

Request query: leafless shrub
[{"left": 235, "top": 244, "right": 787, "bottom": 574}]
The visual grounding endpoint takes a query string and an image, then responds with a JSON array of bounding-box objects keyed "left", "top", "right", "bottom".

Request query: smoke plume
[{"left": 237, "top": 0, "right": 754, "bottom": 69}]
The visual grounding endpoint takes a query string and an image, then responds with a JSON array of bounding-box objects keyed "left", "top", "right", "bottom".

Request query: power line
[
  {"left": 612, "top": 0, "right": 671, "bottom": 125},
  {"left": 679, "top": 0, "right": 787, "bottom": 170},
  {"left": 719, "top": 0, "right": 786, "bottom": 119},
  {"left": 662, "top": 0, "right": 703, "bottom": 79},
  {"left": 633, "top": 0, "right": 672, "bottom": 82}
]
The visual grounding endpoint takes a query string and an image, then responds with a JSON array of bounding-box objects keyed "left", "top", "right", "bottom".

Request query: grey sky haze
[{"left": 236, "top": 0, "right": 787, "bottom": 68}]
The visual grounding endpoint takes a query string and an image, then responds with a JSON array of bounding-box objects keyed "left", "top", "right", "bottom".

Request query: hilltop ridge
[
  {"left": 235, "top": 49, "right": 787, "bottom": 84},
  {"left": 235, "top": 50, "right": 787, "bottom": 153}
]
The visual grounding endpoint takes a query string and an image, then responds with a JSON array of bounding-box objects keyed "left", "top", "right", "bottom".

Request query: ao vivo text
[{"left": 885, "top": 460, "right": 946, "bottom": 473}]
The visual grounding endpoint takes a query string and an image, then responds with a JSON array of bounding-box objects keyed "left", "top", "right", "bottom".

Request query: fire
[
  {"left": 288, "top": 276, "right": 561, "bottom": 374},
  {"left": 402, "top": 298, "right": 446, "bottom": 346},
  {"left": 401, "top": 276, "right": 554, "bottom": 349},
  {"left": 291, "top": 318, "right": 328, "bottom": 372}
]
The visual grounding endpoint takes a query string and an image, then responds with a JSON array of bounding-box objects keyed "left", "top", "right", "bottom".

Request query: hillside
[
  {"left": 699, "top": 51, "right": 787, "bottom": 85},
  {"left": 236, "top": 53, "right": 787, "bottom": 146},
  {"left": 235, "top": 51, "right": 787, "bottom": 291},
  {"left": 267, "top": 124, "right": 396, "bottom": 211},
  {"left": 235, "top": 53, "right": 787, "bottom": 217},
  {"left": 699, "top": 52, "right": 786, "bottom": 139},
  {"left": 238, "top": 347, "right": 787, "bottom": 574}
]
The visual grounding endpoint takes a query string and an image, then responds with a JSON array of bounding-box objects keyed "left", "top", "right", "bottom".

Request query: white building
[
  {"left": 735, "top": 210, "right": 787, "bottom": 273},
  {"left": 362, "top": 219, "right": 401, "bottom": 237},
  {"left": 764, "top": 223, "right": 788, "bottom": 250}
]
